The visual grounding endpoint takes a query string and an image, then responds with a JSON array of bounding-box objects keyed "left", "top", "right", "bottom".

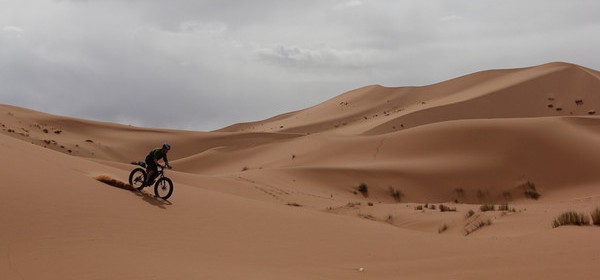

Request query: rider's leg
[{"left": 144, "top": 169, "right": 155, "bottom": 186}]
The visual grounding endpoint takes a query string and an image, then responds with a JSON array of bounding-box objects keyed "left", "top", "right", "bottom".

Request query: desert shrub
[
  {"left": 523, "top": 181, "right": 541, "bottom": 200},
  {"left": 286, "top": 202, "right": 302, "bottom": 207},
  {"left": 464, "top": 219, "right": 492, "bottom": 236},
  {"left": 439, "top": 204, "right": 456, "bottom": 212},
  {"left": 465, "top": 209, "right": 475, "bottom": 219},
  {"left": 498, "top": 203, "right": 510, "bottom": 211},
  {"left": 438, "top": 224, "right": 448, "bottom": 234},
  {"left": 389, "top": 187, "right": 403, "bottom": 201},
  {"left": 455, "top": 188, "right": 466, "bottom": 197},
  {"left": 591, "top": 208, "right": 600, "bottom": 226},
  {"left": 476, "top": 189, "right": 486, "bottom": 200},
  {"left": 358, "top": 183, "right": 368, "bottom": 194},
  {"left": 415, "top": 205, "right": 423, "bottom": 210},
  {"left": 552, "top": 211, "right": 590, "bottom": 228},
  {"left": 502, "top": 191, "right": 512, "bottom": 201},
  {"left": 429, "top": 204, "right": 436, "bottom": 210},
  {"left": 480, "top": 204, "right": 495, "bottom": 212}
]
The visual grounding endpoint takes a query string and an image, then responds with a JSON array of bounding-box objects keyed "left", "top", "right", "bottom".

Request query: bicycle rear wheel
[
  {"left": 154, "top": 177, "right": 174, "bottom": 200},
  {"left": 128, "top": 168, "right": 147, "bottom": 191}
]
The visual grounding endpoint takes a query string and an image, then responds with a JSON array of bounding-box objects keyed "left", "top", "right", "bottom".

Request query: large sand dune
[{"left": 2, "top": 62, "right": 600, "bottom": 279}]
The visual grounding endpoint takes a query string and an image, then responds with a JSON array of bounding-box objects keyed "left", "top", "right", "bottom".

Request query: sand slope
[{"left": 2, "top": 62, "right": 600, "bottom": 279}]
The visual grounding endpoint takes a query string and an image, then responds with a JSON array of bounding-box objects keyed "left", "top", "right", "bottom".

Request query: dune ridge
[{"left": 2, "top": 62, "right": 600, "bottom": 279}]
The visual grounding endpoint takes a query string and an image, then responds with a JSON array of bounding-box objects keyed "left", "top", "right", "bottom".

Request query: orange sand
[{"left": 2, "top": 62, "right": 600, "bottom": 279}]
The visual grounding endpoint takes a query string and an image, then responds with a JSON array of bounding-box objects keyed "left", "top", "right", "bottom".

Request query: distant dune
[{"left": 2, "top": 62, "right": 600, "bottom": 279}]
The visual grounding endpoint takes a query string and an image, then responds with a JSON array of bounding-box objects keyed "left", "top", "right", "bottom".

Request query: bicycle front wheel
[{"left": 154, "top": 177, "right": 174, "bottom": 200}]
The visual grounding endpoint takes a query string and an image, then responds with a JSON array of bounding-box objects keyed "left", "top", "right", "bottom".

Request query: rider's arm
[{"left": 164, "top": 154, "right": 170, "bottom": 168}]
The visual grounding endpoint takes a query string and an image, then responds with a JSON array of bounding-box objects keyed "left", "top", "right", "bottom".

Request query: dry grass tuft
[
  {"left": 552, "top": 211, "right": 590, "bottom": 228},
  {"left": 590, "top": 208, "right": 600, "bottom": 226},
  {"left": 389, "top": 187, "right": 403, "bottom": 202},
  {"left": 480, "top": 204, "right": 495, "bottom": 212},
  {"left": 465, "top": 209, "right": 475, "bottom": 219},
  {"left": 439, "top": 204, "right": 456, "bottom": 212},
  {"left": 358, "top": 183, "right": 368, "bottom": 194},
  {"left": 464, "top": 219, "right": 492, "bottom": 236},
  {"left": 438, "top": 224, "right": 448, "bottom": 234},
  {"left": 522, "top": 181, "right": 541, "bottom": 200}
]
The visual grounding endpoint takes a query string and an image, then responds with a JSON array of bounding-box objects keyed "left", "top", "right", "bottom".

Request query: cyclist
[{"left": 144, "top": 143, "right": 172, "bottom": 186}]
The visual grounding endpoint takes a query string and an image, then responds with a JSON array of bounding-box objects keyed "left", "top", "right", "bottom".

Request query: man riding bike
[{"left": 144, "top": 143, "right": 172, "bottom": 186}]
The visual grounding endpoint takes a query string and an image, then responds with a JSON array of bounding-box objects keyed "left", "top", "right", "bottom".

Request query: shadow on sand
[{"left": 95, "top": 175, "right": 172, "bottom": 209}]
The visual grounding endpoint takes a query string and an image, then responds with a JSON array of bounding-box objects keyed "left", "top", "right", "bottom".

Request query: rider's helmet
[{"left": 162, "top": 143, "right": 171, "bottom": 150}]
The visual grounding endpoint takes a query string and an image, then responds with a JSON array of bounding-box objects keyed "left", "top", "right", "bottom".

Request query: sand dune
[{"left": 2, "top": 62, "right": 600, "bottom": 279}]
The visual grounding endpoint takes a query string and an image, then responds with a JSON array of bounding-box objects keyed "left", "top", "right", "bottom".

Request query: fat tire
[
  {"left": 129, "top": 168, "right": 147, "bottom": 191},
  {"left": 154, "top": 177, "right": 174, "bottom": 200}
]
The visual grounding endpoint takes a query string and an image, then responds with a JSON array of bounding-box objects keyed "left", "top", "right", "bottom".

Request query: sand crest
[{"left": 2, "top": 62, "right": 600, "bottom": 279}]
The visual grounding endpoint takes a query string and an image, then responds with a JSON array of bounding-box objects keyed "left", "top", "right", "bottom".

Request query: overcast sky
[{"left": 1, "top": 0, "right": 600, "bottom": 131}]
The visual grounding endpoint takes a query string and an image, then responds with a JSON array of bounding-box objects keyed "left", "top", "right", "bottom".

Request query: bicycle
[{"left": 129, "top": 161, "right": 174, "bottom": 200}]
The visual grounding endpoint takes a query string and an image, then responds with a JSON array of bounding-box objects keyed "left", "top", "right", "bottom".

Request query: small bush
[
  {"left": 415, "top": 205, "right": 423, "bottom": 210},
  {"left": 590, "top": 208, "right": 600, "bottom": 226},
  {"left": 523, "top": 181, "right": 541, "bottom": 200},
  {"left": 455, "top": 188, "right": 466, "bottom": 197},
  {"left": 476, "top": 189, "right": 488, "bottom": 200},
  {"left": 358, "top": 183, "right": 368, "bottom": 194},
  {"left": 389, "top": 187, "right": 403, "bottom": 201},
  {"left": 438, "top": 224, "right": 448, "bottom": 234},
  {"left": 480, "top": 204, "right": 495, "bottom": 212},
  {"left": 498, "top": 203, "right": 511, "bottom": 212},
  {"left": 464, "top": 219, "right": 492, "bottom": 236},
  {"left": 552, "top": 211, "right": 590, "bottom": 228},
  {"left": 465, "top": 209, "right": 475, "bottom": 219},
  {"left": 502, "top": 191, "right": 512, "bottom": 201},
  {"left": 439, "top": 204, "right": 456, "bottom": 212}
]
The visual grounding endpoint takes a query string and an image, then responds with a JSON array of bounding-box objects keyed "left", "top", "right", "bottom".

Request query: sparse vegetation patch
[
  {"left": 389, "top": 187, "right": 403, "bottom": 201},
  {"left": 464, "top": 219, "right": 492, "bottom": 236},
  {"left": 552, "top": 211, "right": 590, "bottom": 228},
  {"left": 438, "top": 224, "right": 448, "bottom": 234},
  {"left": 465, "top": 209, "right": 475, "bottom": 219},
  {"left": 480, "top": 204, "right": 495, "bottom": 212},
  {"left": 590, "top": 208, "right": 600, "bottom": 226},
  {"left": 439, "top": 204, "right": 456, "bottom": 212},
  {"left": 522, "top": 181, "right": 541, "bottom": 200},
  {"left": 498, "top": 203, "right": 516, "bottom": 212},
  {"left": 358, "top": 183, "right": 368, "bottom": 195}
]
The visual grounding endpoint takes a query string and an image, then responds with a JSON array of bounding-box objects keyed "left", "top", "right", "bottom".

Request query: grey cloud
[{"left": 1, "top": 0, "right": 600, "bottom": 130}]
